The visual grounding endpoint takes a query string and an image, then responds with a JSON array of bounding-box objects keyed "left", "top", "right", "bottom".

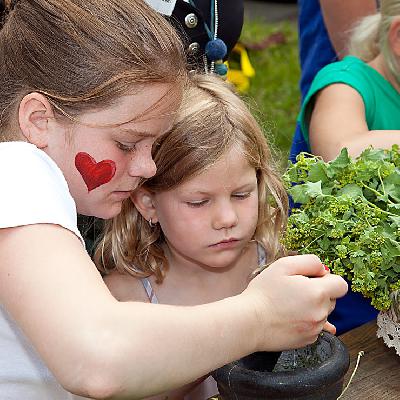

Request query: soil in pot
[{"left": 212, "top": 331, "right": 350, "bottom": 400}]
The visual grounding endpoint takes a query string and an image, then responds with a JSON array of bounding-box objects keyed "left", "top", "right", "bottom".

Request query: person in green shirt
[{"left": 299, "top": 0, "right": 400, "bottom": 162}]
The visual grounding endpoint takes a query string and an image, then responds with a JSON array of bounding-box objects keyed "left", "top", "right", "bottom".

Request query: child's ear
[
  {"left": 18, "top": 92, "right": 55, "bottom": 148},
  {"left": 388, "top": 17, "right": 400, "bottom": 57},
  {"left": 131, "top": 187, "right": 159, "bottom": 224}
]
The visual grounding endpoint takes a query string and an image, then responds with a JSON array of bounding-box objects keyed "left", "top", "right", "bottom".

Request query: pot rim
[{"left": 212, "top": 331, "right": 350, "bottom": 396}]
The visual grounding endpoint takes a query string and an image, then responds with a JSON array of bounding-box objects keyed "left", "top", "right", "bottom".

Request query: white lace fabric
[{"left": 376, "top": 308, "right": 400, "bottom": 356}]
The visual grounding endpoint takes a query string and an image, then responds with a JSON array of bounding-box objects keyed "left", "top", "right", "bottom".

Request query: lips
[{"left": 210, "top": 238, "right": 239, "bottom": 247}]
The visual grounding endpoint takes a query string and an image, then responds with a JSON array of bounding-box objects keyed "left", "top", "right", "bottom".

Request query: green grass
[{"left": 235, "top": 18, "right": 300, "bottom": 165}]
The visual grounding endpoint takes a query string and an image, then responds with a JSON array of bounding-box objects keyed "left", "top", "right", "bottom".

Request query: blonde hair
[
  {"left": 95, "top": 74, "right": 289, "bottom": 282},
  {"left": 349, "top": 0, "right": 400, "bottom": 83},
  {"left": 0, "top": 0, "right": 187, "bottom": 140}
]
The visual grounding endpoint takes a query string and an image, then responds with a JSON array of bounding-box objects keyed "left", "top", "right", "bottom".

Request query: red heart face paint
[{"left": 75, "top": 152, "right": 116, "bottom": 192}]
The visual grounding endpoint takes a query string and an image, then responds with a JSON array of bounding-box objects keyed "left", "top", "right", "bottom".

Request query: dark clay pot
[{"left": 212, "top": 332, "right": 349, "bottom": 400}]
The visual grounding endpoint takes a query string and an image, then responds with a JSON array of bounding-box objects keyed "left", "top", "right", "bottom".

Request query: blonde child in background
[
  {"left": 300, "top": 0, "right": 400, "bottom": 162},
  {"left": 98, "top": 73, "right": 315, "bottom": 399}
]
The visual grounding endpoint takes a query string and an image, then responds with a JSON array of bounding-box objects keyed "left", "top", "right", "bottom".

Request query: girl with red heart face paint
[
  {"left": 40, "top": 81, "right": 180, "bottom": 220},
  {"left": 0, "top": 2, "right": 348, "bottom": 400}
]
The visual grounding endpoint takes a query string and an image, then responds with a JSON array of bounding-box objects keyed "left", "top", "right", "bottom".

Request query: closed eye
[
  {"left": 186, "top": 200, "right": 208, "bottom": 208},
  {"left": 116, "top": 141, "right": 137, "bottom": 152},
  {"left": 232, "top": 192, "right": 251, "bottom": 200}
]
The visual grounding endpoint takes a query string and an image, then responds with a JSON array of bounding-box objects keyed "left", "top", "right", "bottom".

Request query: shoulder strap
[
  {"left": 140, "top": 277, "right": 159, "bottom": 304},
  {"left": 256, "top": 243, "right": 267, "bottom": 267}
]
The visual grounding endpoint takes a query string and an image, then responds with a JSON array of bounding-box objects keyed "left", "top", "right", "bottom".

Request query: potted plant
[
  {"left": 283, "top": 146, "right": 400, "bottom": 354},
  {"left": 212, "top": 331, "right": 349, "bottom": 400}
]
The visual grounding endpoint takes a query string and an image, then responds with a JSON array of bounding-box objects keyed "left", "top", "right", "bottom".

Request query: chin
[
  {"left": 79, "top": 202, "right": 123, "bottom": 220},
  {"left": 97, "top": 203, "right": 123, "bottom": 219}
]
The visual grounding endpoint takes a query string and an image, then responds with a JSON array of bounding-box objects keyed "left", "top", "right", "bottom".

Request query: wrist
[{"left": 230, "top": 289, "right": 269, "bottom": 354}]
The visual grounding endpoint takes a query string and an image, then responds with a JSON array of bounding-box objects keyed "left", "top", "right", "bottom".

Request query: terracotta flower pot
[{"left": 212, "top": 331, "right": 349, "bottom": 400}]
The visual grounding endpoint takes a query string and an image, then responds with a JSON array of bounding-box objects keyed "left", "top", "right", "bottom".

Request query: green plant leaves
[
  {"left": 283, "top": 146, "right": 400, "bottom": 311},
  {"left": 288, "top": 181, "right": 322, "bottom": 203},
  {"left": 337, "top": 184, "right": 363, "bottom": 199}
]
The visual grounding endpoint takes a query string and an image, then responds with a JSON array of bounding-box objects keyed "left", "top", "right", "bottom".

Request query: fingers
[
  {"left": 315, "top": 273, "right": 348, "bottom": 300},
  {"left": 278, "top": 254, "right": 327, "bottom": 278},
  {"left": 328, "top": 298, "right": 336, "bottom": 315},
  {"left": 283, "top": 255, "right": 348, "bottom": 300},
  {"left": 323, "top": 321, "right": 336, "bottom": 335}
]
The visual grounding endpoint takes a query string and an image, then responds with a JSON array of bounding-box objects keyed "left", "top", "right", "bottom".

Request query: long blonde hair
[
  {"left": 96, "top": 74, "right": 288, "bottom": 282},
  {"left": 0, "top": 0, "right": 187, "bottom": 140},
  {"left": 349, "top": 0, "right": 400, "bottom": 84}
]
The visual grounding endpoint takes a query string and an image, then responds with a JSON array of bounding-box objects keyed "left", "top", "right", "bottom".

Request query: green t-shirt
[{"left": 299, "top": 55, "right": 400, "bottom": 148}]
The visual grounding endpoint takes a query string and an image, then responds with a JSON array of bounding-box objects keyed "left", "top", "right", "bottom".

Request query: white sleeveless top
[{"left": 0, "top": 142, "right": 86, "bottom": 399}]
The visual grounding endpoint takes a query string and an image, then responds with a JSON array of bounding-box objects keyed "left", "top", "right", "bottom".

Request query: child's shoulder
[
  {"left": 314, "top": 56, "right": 374, "bottom": 84},
  {"left": 319, "top": 56, "right": 365, "bottom": 73},
  {"left": 0, "top": 141, "right": 65, "bottom": 182},
  {"left": 103, "top": 270, "right": 149, "bottom": 303}
]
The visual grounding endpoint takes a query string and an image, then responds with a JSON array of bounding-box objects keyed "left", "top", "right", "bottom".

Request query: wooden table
[{"left": 339, "top": 320, "right": 400, "bottom": 399}]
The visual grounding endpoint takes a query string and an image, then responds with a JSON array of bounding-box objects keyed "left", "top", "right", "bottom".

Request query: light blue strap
[{"left": 140, "top": 277, "right": 159, "bottom": 304}]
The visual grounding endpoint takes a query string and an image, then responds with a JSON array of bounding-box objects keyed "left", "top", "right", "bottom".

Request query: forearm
[
  {"left": 320, "top": 0, "right": 377, "bottom": 58},
  {"left": 100, "top": 295, "right": 258, "bottom": 399},
  {"left": 104, "top": 257, "right": 347, "bottom": 400},
  {"left": 334, "top": 130, "right": 400, "bottom": 159},
  {"left": 307, "top": 84, "right": 397, "bottom": 162}
]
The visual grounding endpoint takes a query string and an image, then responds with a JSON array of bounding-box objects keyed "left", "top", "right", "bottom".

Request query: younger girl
[{"left": 99, "top": 73, "right": 302, "bottom": 399}]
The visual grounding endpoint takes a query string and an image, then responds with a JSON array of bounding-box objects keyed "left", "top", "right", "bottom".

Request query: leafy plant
[{"left": 283, "top": 146, "right": 400, "bottom": 311}]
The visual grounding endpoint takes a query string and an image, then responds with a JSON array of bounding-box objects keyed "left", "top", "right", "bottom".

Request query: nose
[
  {"left": 127, "top": 145, "right": 157, "bottom": 179},
  {"left": 212, "top": 199, "right": 239, "bottom": 230}
]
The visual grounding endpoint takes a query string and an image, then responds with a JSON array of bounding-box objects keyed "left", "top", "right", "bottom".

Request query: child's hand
[{"left": 242, "top": 254, "right": 348, "bottom": 351}]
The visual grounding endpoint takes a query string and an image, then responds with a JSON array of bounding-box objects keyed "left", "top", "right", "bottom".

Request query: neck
[
  {"left": 162, "top": 241, "right": 257, "bottom": 282},
  {"left": 152, "top": 241, "right": 259, "bottom": 305}
]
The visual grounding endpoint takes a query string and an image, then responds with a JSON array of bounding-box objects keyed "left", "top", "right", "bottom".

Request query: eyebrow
[
  {"left": 183, "top": 182, "right": 257, "bottom": 195},
  {"left": 118, "top": 128, "right": 158, "bottom": 139}
]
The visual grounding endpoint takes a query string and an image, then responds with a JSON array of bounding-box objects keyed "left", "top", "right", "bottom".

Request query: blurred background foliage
[{"left": 232, "top": 18, "right": 300, "bottom": 167}]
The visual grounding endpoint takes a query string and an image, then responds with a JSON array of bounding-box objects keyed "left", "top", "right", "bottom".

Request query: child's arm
[
  {"left": 0, "top": 224, "right": 346, "bottom": 399},
  {"left": 309, "top": 83, "right": 400, "bottom": 161}
]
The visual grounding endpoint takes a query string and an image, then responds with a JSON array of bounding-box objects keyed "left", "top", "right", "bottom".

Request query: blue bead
[
  {"left": 205, "top": 38, "right": 227, "bottom": 61},
  {"left": 215, "top": 62, "right": 228, "bottom": 76}
]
